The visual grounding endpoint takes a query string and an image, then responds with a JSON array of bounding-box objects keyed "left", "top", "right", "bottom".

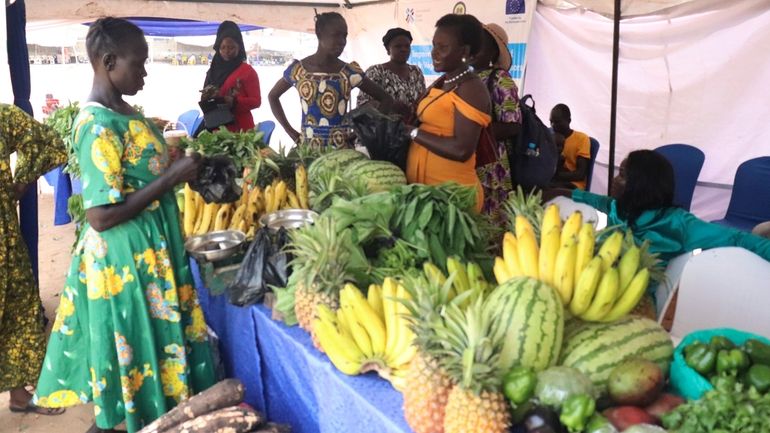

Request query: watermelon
[
  {"left": 342, "top": 159, "right": 407, "bottom": 193},
  {"left": 307, "top": 149, "right": 367, "bottom": 181},
  {"left": 559, "top": 315, "right": 674, "bottom": 394},
  {"left": 488, "top": 277, "right": 564, "bottom": 372}
]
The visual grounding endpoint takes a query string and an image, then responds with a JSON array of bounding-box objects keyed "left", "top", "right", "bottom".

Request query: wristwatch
[{"left": 410, "top": 127, "right": 419, "bottom": 140}]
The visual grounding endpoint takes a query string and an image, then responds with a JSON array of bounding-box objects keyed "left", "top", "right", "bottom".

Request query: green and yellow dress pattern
[
  {"left": 34, "top": 103, "right": 215, "bottom": 432},
  {"left": 0, "top": 104, "right": 67, "bottom": 393}
]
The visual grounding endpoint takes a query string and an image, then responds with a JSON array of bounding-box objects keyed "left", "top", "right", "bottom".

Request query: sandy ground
[{"left": 0, "top": 191, "right": 93, "bottom": 433}]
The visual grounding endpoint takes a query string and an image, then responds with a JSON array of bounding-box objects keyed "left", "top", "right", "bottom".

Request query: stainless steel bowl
[
  {"left": 260, "top": 209, "right": 318, "bottom": 231},
  {"left": 185, "top": 230, "right": 246, "bottom": 262}
]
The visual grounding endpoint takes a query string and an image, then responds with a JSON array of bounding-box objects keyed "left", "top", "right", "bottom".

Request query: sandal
[{"left": 9, "top": 402, "right": 65, "bottom": 415}]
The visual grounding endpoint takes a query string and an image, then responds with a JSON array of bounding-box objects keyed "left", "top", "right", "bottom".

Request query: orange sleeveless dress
[{"left": 406, "top": 88, "right": 491, "bottom": 212}]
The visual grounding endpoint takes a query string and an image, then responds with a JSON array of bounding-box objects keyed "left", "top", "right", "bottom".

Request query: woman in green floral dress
[
  {"left": 0, "top": 104, "right": 67, "bottom": 415},
  {"left": 33, "top": 18, "right": 215, "bottom": 433}
]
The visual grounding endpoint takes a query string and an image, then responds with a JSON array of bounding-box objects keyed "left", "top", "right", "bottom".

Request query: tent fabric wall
[{"left": 522, "top": 0, "right": 770, "bottom": 220}]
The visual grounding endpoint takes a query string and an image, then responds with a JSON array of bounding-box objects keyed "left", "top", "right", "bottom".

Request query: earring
[{"left": 461, "top": 57, "right": 467, "bottom": 63}]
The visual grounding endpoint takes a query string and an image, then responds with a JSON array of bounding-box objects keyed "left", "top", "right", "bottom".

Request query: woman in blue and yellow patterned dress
[
  {"left": 268, "top": 12, "right": 401, "bottom": 148},
  {"left": 33, "top": 18, "right": 214, "bottom": 433}
]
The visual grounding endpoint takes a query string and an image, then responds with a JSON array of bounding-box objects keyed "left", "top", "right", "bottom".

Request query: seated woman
[
  {"left": 570, "top": 150, "right": 770, "bottom": 266},
  {"left": 356, "top": 27, "right": 426, "bottom": 118},
  {"left": 200, "top": 21, "right": 261, "bottom": 132},
  {"left": 406, "top": 14, "right": 491, "bottom": 212},
  {"left": 268, "top": 12, "right": 397, "bottom": 148}
]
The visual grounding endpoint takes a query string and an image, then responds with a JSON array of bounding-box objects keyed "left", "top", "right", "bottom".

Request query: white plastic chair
[
  {"left": 545, "top": 196, "right": 601, "bottom": 229},
  {"left": 667, "top": 247, "right": 770, "bottom": 343}
]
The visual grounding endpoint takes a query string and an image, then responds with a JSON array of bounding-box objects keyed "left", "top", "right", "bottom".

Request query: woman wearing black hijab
[{"left": 201, "top": 20, "right": 261, "bottom": 132}]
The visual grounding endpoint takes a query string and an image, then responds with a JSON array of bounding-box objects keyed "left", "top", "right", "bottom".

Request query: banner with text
[{"left": 395, "top": 0, "right": 537, "bottom": 88}]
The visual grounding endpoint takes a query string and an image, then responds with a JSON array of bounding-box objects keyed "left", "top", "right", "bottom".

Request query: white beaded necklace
[{"left": 444, "top": 67, "right": 471, "bottom": 85}]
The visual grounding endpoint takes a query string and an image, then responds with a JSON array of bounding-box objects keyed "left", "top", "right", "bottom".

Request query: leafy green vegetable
[
  {"left": 45, "top": 102, "right": 80, "bottom": 177},
  {"left": 662, "top": 382, "right": 770, "bottom": 433},
  {"left": 180, "top": 127, "right": 266, "bottom": 172}
]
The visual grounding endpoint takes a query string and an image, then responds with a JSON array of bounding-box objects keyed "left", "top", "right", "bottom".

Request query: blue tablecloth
[{"left": 191, "top": 261, "right": 412, "bottom": 433}]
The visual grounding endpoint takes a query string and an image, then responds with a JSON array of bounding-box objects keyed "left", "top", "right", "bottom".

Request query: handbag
[
  {"left": 199, "top": 97, "right": 234, "bottom": 130},
  {"left": 475, "top": 69, "right": 503, "bottom": 168}
]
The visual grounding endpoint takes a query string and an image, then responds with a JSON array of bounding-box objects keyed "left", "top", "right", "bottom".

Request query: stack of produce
[
  {"left": 559, "top": 315, "right": 675, "bottom": 395},
  {"left": 398, "top": 274, "right": 564, "bottom": 433},
  {"left": 682, "top": 336, "right": 770, "bottom": 395},
  {"left": 312, "top": 279, "right": 415, "bottom": 383},
  {"left": 182, "top": 164, "right": 310, "bottom": 239},
  {"left": 307, "top": 149, "right": 407, "bottom": 212},
  {"left": 494, "top": 202, "right": 660, "bottom": 323},
  {"left": 309, "top": 256, "right": 492, "bottom": 389},
  {"left": 137, "top": 379, "right": 290, "bottom": 433},
  {"left": 179, "top": 128, "right": 267, "bottom": 173}
]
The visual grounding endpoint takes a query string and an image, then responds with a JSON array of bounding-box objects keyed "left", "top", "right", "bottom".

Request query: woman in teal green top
[{"left": 573, "top": 150, "right": 770, "bottom": 266}]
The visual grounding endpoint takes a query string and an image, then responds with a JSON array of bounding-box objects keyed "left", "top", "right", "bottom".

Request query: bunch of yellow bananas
[
  {"left": 312, "top": 279, "right": 416, "bottom": 389},
  {"left": 182, "top": 166, "right": 311, "bottom": 239},
  {"left": 494, "top": 204, "right": 651, "bottom": 322},
  {"left": 182, "top": 183, "right": 262, "bottom": 238}
]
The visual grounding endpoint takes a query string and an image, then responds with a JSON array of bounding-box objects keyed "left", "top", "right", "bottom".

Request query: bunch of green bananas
[{"left": 494, "top": 204, "right": 652, "bottom": 323}]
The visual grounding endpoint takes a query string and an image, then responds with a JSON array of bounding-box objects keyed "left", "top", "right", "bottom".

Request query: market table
[{"left": 192, "top": 262, "right": 413, "bottom": 433}]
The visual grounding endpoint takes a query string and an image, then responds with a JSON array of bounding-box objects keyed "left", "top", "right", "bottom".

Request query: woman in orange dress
[{"left": 406, "top": 14, "right": 491, "bottom": 212}]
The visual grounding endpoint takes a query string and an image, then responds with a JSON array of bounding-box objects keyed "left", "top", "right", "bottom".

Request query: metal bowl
[
  {"left": 260, "top": 209, "right": 318, "bottom": 231},
  {"left": 185, "top": 230, "right": 246, "bottom": 262}
]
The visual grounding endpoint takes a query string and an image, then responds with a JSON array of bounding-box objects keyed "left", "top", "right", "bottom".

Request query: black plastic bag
[
  {"left": 227, "top": 229, "right": 270, "bottom": 306},
  {"left": 226, "top": 228, "right": 292, "bottom": 306},
  {"left": 264, "top": 227, "right": 291, "bottom": 288},
  {"left": 189, "top": 155, "right": 242, "bottom": 204},
  {"left": 350, "top": 105, "right": 410, "bottom": 170}
]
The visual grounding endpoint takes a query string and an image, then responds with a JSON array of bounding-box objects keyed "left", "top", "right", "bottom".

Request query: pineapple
[
  {"left": 399, "top": 274, "right": 460, "bottom": 433},
  {"left": 437, "top": 297, "right": 512, "bottom": 433},
  {"left": 289, "top": 216, "right": 362, "bottom": 342},
  {"left": 503, "top": 185, "right": 545, "bottom": 238}
]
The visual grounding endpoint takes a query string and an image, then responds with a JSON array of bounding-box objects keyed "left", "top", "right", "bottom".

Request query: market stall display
[{"left": 179, "top": 144, "right": 770, "bottom": 433}]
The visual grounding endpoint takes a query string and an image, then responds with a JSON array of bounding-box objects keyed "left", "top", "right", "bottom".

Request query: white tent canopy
[{"left": 9, "top": 0, "right": 770, "bottom": 221}]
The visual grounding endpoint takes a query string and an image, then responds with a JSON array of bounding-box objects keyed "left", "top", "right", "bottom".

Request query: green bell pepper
[
  {"left": 503, "top": 365, "right": 537, "bottom": 405},
  {"left": 559, "top": 393, "right": 596, "bottom": 433},
  {"left": 717, "top": 349, "right": 750, "bottom": 376},
  {"left": 744, "top": 338, "right": 770, "bottom": 366},
  {"left": 585, "top": 413, "right": 614, "bottom": 433},
  {"left": 745, "top": 364, "right": 770, "bottom": 393},
  {"left": 710, "top": 335, "right": 736, "bottom": 351},
  {"left": 685, "top": 342, "right": 718, "bottom": 376},
  {"left": 710, "top": 374, "right": 737, "bottom": 392}
]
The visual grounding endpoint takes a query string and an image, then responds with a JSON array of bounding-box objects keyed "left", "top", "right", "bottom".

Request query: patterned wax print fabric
[
  {"left": 0, "top": 104, "right": 67, "bottom": 393},
  {"left": 356, "top": 63, "right": 426, "bottom": 113},
  {"left": 476, "top": 69, "right": 521, "bottom": 223},
  {"left": 34, "top": 103, "right": 215, "bottom": 433},
  {"left": 283, "top": 60, "right": 364, "bottom": 148}
]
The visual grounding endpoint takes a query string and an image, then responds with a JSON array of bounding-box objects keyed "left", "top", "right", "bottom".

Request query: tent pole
[{"left": 607, "top": 0, "right": 621, "bottom": 195}]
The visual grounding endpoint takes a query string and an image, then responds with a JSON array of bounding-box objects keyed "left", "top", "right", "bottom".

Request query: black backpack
[{"left": 511, "top": 95, "right": 558, "bottom": 191}]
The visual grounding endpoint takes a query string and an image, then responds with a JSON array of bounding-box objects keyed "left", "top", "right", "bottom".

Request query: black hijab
[{"left": 204, "top": 21, "right": 247, "bottom": 88}]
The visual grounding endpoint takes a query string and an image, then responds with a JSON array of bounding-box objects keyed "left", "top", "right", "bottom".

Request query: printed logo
[
  {"left": 506, "top": 0, "right": 526, "bottom": 15},
  {"left": 453, "top": 2, "right": 467, "bottom": 14},
  {"left": 405, "top": 8, "right": 415, "bottom": 23}
]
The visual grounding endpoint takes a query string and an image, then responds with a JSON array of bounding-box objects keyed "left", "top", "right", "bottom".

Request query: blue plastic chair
[
  {"left": 654, "top": 143, "right": 705, "bottom": 211},
  {"left": 712, "top": 156, "right": 770, "bottom": 231},
  {"left": 585, "top": 137, "right": 600, "bottom": 191},
  {"left": 177, "top": 109, "right": 202, "bottom": 135},
  {"left": 256, "top": 120, "right": 276, "bottom": 145}
]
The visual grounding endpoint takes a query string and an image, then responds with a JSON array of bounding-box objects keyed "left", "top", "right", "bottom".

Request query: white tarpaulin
[{"left": 522, "top": 0, "right": 770, "bottom": 220}]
